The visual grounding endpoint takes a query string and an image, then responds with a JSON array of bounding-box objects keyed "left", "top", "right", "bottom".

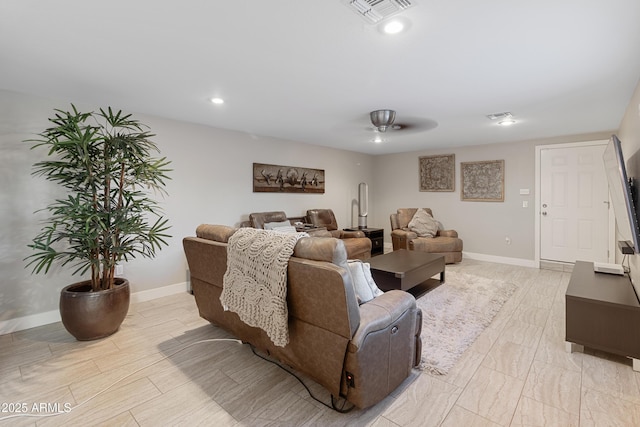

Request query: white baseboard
[
  {"left": 130, "top": 281, "right": 188, "bottom": 304},
  {"left": 0, "top": 281, "right": 189, "bottom": 335},
  {"left": 381, "top": 246, "right": 536, "bottom": 268},
  {"left": 463, "top": 251, "right": 537, "bottom": 268},
  {"left": 0, "top": 309, "right": 61, "bottom": 335}
]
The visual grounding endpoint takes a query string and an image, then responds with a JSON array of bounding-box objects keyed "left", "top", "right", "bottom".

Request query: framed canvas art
[
  {"left": 253, "top": 163, "right": 324, "bottom": 193},
  {"left": 419, "top": 154, "right": 455, "bottom": 192},
  {"left": 461, "top": 160, "right": 504, "bottom": 201}
]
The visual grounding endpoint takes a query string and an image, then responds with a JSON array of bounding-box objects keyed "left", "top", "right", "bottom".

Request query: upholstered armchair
[
  {"left": 390, "top": 208, "right": 463, "bottom": 264},
  {"left": 306, "top": 209, "right": 372, "bottom": 259}
]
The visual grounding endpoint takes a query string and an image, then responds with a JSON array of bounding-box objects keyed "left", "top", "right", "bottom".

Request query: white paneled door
[{"left": 540, "top": 144, "right": 609, "bottom": 263}]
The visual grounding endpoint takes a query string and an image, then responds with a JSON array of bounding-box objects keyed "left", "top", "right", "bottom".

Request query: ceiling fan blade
[
  {"left": 334, "top": 113, "right": 438, "bottom": 138},
  {"left": 389, "top": 118, "right": 439, "bottom": 134}
]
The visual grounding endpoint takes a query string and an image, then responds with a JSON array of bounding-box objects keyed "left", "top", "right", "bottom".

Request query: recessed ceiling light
[
  {"left": 378, "top": 17, "right": 411, "bottom": 35},
  {"left": 210, "top": 97, "right": 224, "bottom": 105},
  {"left": 498, "top": 118, "right": 516, "bottom": 126},
  {"left": 383, "top": 20, "right": 404, "bottom": 34}
]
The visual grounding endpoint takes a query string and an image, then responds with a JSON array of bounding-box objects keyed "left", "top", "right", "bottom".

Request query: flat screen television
[{"left": 602, "top": 135, "right": 640, "bottom": 254}]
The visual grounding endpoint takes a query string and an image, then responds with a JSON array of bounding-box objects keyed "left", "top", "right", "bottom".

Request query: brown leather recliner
[
  {"left": 246, "top": 211, "right": 293, "bottom": 230},
  {"left": 244, "top": 210, "right": 370, "bottom": 259},
  {"left": 306, "top": 209, "right": 371, "bottom": 260},
  {"left": 390, "top": 208, "right": 463, "bottom": 264},
  {"left": 183, "top": 224, "right": 422, "bottom": 409},
  {"left": 244, "top": 210, "right": 328, "bottom": 236}
]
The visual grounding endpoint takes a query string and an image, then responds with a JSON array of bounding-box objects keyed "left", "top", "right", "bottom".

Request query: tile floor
[{"left": 2, "top": 259, "right": 640, "bottom": 426}]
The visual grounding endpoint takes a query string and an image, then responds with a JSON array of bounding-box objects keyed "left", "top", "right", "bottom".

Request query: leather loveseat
[{"left": 183, "top": 224, "right": 422, "bottom": 409}]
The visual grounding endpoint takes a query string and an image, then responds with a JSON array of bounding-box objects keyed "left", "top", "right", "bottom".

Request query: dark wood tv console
[{"left": 565, "top": 261, "right": 640, "bottom": 370}]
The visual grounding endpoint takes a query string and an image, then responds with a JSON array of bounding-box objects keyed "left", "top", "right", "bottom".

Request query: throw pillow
[
  {"left": 408, "top": 208, "right": 439, "bottom": 238},
  {"left": 362, "top": 262, "right": 383, "bottom": 299},
  {"left": 263, "top": 220, "right": 291, "bottom": 230},
  {"left": 347, "top": 260, "right": 383, "bottom": 304},
  {"left": 271, "top": 225, "right": 297, "bottom": 234}
]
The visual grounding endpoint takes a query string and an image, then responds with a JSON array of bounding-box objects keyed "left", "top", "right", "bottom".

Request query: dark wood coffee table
[{"left": 368, "top": 250, "right": 445, "bottom": 295}]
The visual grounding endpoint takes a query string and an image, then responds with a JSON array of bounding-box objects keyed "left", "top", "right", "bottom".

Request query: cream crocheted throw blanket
[{"left": 220, "top": 227, "right": 308, "bottom": 347}]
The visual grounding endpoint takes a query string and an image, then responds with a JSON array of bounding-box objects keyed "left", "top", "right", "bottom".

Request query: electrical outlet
[
  {"left": 115, "top": 264, "right": 124, "bottom": 276},
  {"left": 505, "top": 237, "right": 511, "bottom": 245}
]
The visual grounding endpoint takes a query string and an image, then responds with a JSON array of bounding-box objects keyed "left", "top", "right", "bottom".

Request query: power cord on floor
[
  {"left": 623, "top": 254, "right": 631, "bottom": 274},
  {"left": 249, "top": 345, "right": 355, "bottom": 413},
  {"left": 0, "top": 338, "right": 243, "bottom": 422},
  {"left": 1, "top": 337, "right": 356, "bottom": 421}
]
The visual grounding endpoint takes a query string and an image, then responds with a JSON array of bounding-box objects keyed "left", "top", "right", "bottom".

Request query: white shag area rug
[{"left": 417, "top": 271, "right": 518, "bottom": 375}]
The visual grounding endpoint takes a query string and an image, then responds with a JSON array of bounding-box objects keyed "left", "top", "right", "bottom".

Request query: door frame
[{"left": 534, "top": 140, "right": 614, "bottom": 268}]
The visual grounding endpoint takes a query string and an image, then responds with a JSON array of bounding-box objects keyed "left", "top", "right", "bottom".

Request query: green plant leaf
[{"left": 25, "top": 104, "right": 172, "bottom": 291}]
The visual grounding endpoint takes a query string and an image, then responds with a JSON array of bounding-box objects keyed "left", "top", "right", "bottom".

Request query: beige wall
[
  {"left": 3, "top": 77, "right": 639, "bottom": 328},
  {"left": 371, "top": 133, "right": 611, "bottom": 263},
  {"left": 0, "top": 90, "right": 374, "bottom": 326}
]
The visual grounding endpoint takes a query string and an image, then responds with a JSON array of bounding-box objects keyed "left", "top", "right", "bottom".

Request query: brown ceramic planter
[{"left": 59, "top": 278, "right": 130, "bottom": 341}]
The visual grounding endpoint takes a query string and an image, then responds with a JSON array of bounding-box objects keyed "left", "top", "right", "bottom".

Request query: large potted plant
[{"left": 26, "top": 105, "right": 171, "bottom": 340}]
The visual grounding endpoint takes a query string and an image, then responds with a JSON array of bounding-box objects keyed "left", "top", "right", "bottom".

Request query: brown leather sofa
[
  {"left": 246, "top": 210, "right": 371, "bottom": 260},
  {"left": 183, "top": 224, "right": 422, "bottom": 409},
  {"left": 390, "top": 208, "right": 463, "bottom": 264},
  {"left": 305, "top": 209, "right": 372, "bottom": 260}
]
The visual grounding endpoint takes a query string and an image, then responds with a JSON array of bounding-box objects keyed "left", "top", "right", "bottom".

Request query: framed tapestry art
[
  {"left": 461, "top": 160, "right": 504, "bottom": 202},
  {"left": 253, "top": 163, "right": 325, "bottom": 193},
  {"left": 419, "top": 154, "right": 455, "bottom": 192}
]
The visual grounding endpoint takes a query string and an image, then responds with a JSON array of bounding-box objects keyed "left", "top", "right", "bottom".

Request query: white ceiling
[{"left": 2, "top": 1, "right": 640, "bottom": 155}]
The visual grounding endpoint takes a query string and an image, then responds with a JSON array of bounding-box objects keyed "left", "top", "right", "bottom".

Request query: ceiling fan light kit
[
  {"left": 364, "top": 109, "right": 438, "bottom": 143},
  {"left": 371, "top": 133, "right": 386, "bottom": 144},
  {"left": 370, "top": 109, "right": 396, "bottom": 132}
]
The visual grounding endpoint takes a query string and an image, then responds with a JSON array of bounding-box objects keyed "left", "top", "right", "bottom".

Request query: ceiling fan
[
  {"left": 370, "top": 109, "right": 397, "bottom": 132},
  {"left": 368, "top": 109, "right": 438, "bottom": 134},
  {"left": 335, "top": 109, "right": 437, "bottom": 142}
]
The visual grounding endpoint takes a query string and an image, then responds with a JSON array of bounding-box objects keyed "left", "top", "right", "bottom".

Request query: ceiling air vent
[
  {"left": 486, "top": 112, "right": 512, "bottom": 121},
  {"left": 343, "top": 0, "right": 415, "bottom": 24}
]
